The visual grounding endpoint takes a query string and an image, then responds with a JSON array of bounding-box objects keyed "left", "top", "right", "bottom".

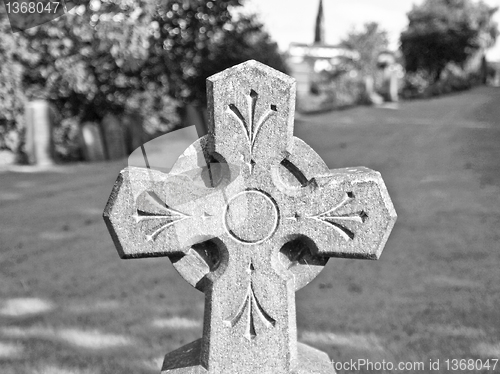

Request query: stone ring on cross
[{"left": 104, "top": 60, "right": 397, "bottom": 374}]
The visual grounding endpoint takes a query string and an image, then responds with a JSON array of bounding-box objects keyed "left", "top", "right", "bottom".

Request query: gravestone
[
  {"left": 121, "top": 112, "right": 145, "bottom": 154},
  {"left": 24, "top": 100, "right": 55, "bottom": 166},
  {"left": 373, "top": 52, "right": 400, "bottom": 104},
  {"left": 364, "top": 76, "right": 384, "bottom": 106},
  {"left": 183, "top": 104, "right": 209, "bottom": 138},
  {"left": 102, "top": 114, "right": 127, "bottom": 160},
  {"left": 80, "top": 122, "right": 106, "bottom": 162},
  {"left": 103, "top": 60, "right": 397, "bottom": 373}
]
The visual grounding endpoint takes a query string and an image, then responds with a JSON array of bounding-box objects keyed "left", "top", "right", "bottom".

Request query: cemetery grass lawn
[{"left": 0, "top": 86, "right": 499, "bottom": 373}]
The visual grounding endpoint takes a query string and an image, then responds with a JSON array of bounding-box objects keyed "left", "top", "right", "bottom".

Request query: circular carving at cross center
[{"left": 224, "top": 190, "right": 279, "bottom": 244}]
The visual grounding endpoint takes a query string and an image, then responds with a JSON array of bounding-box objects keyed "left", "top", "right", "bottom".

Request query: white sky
[{"left": 243, "top": 0, "right": 500, "bottom": 61}]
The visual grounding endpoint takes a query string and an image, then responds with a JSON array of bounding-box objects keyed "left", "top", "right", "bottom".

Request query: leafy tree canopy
[
  {"left": 400, "top": 0, "right": 499, "bottom": 81},
  {"left": 150, "top": 0, "right": 288, "bottom": 105},
  {"left": 1, "top": 0, "right": 288, "bottom": 128},
  {"left": 16, "top": 0, "right": 177, "bottom": 126},
  {"left": 0, "top": 6, "right": 33, "bottom": 132},
  {"left": 340, "top": 22, "right": 389, "bottom": 76}
]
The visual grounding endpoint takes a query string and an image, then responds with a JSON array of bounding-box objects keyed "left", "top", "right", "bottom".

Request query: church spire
[{"left": 314, "top": 0, "right": 325, "bottom": 44}]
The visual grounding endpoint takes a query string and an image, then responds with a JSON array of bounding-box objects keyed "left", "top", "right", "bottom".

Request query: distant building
[
  {"left": 287, "top": 0, "right": 403, "bottom": 112},
  {"left": 287, "top": 42, "right": 359, "bottom": 98},
  {"left": 286, "top": 0, "right": 360, "bottom": 112}
]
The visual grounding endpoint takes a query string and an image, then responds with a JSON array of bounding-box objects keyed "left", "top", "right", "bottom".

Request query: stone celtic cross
[{"left": 103, "top": 60, "right": 396, "bottom": 374}]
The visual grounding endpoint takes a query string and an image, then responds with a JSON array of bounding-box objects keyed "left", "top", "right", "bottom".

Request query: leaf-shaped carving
[
  {"left": 226, "top": 89, "right": 277, "bottom": 169},
  {"left": 307, "top": 192, "right": 367, "bottom": 241},
  {"left": 135, "top": 191, "right": 190, "bottom": 242},
  {"left": 224, "top": 265, "right": 276, "bottom": 341}
]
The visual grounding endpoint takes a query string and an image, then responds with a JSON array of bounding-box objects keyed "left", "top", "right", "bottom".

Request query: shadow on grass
[{"left": 0, "top": 297, "right": 205, "bottom": 374}]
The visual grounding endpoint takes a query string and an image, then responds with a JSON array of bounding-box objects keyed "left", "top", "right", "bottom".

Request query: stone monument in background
[
  {"left": 24, "top": 100, "right": 55, "bottom": 166},
  {"left": 104, "top": 60, "right": 397, "bottom": 373},
  {"left": 366, "top": 51, "right": 401, "bottom": 105},
  {"left": 121, "top": 112, "right": 146, "bottom": 155},
  {"left": 80, "top": 122, "right": 106, "bottom": 162},
  {"left": 102, "top": 114, "right": 127, "bottom": 160}
]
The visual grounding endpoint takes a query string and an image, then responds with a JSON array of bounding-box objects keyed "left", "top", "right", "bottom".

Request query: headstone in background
[
  {"left": 490, "top": 63, "right": 500, "bottom": 87},
  {"left": 183, "top": 104, "right": 208, "bottom": 138},
  {"left": 365, "top": 76, "right": 384, "bottom": 105},
  {"left": 121, "top": 112, "right": 145, "bottom": 155},
  {"left": 493, "top": 71, "right": 500, "bottom": 87},
  {"left": 80, "top": 122, "right": 106, "bottom": 162},
  {"left": 104, "top": 60, "right": 397, "bottom": 373},
  {"left": 102, "top": 114, "right": 126, "bottom": 160},
  {"left": 375, "top": 52, "right": 400, "bottom": 103},
  {"left": 24, "top": 100, "right": 55, "bottom": 166},
  {"left": 388, "top": 70, "right": 400, "bottom": 103}
]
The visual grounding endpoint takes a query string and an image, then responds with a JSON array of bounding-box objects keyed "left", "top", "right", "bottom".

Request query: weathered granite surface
[{"left": 103, "top": 60, "right": 397, "bottom": 374}]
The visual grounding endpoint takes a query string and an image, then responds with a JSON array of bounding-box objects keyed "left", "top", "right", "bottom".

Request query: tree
[
  {"left": 340, "top": 22, "right": 389, "bottom": 76},
  {"left": 400, "top": 0, "right": 499, "bottom": 81},
  {"left": 0, "top": 6, "right": 35, "bottom": 151},
  {"left": 148, "top": 0, "right": 288, "bottom": 106},
  {"left": 0, "top": 0, "right": 180, "bottom": 158},
  {"left": 0, "top": 0, "right": 288, "bottom": 159},
  {"left": 0, "top": 16, "right": 24, "bottom": 134},
  {"left": 8, "top": 0, "right": 287, "bottom": 117},
  {"left": 18, "top": 0, "right": 177, "bottom": 127},
  {"left": 201, "top": 13, "right": 289, "bottom": 88}
]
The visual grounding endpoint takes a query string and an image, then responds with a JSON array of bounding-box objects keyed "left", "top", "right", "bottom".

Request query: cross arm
[
  {"left": 103, "top": 166, "right": 224, "bottom": 259},
  {"left": 290, "top": 167, "right": 397, "bottom": 259}
]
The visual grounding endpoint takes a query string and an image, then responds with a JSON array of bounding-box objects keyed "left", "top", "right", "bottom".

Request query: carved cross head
[{"left": 103, "top": 60, "right": 397, "bottom": 374}]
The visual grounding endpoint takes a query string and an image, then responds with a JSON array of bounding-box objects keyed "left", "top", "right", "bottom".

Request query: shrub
[
  {"left": 402, "top": 62, "right": 483, "bottom": 100},
  {"left": 401, "top": 70, "right": 431, "bottom": 99}
]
